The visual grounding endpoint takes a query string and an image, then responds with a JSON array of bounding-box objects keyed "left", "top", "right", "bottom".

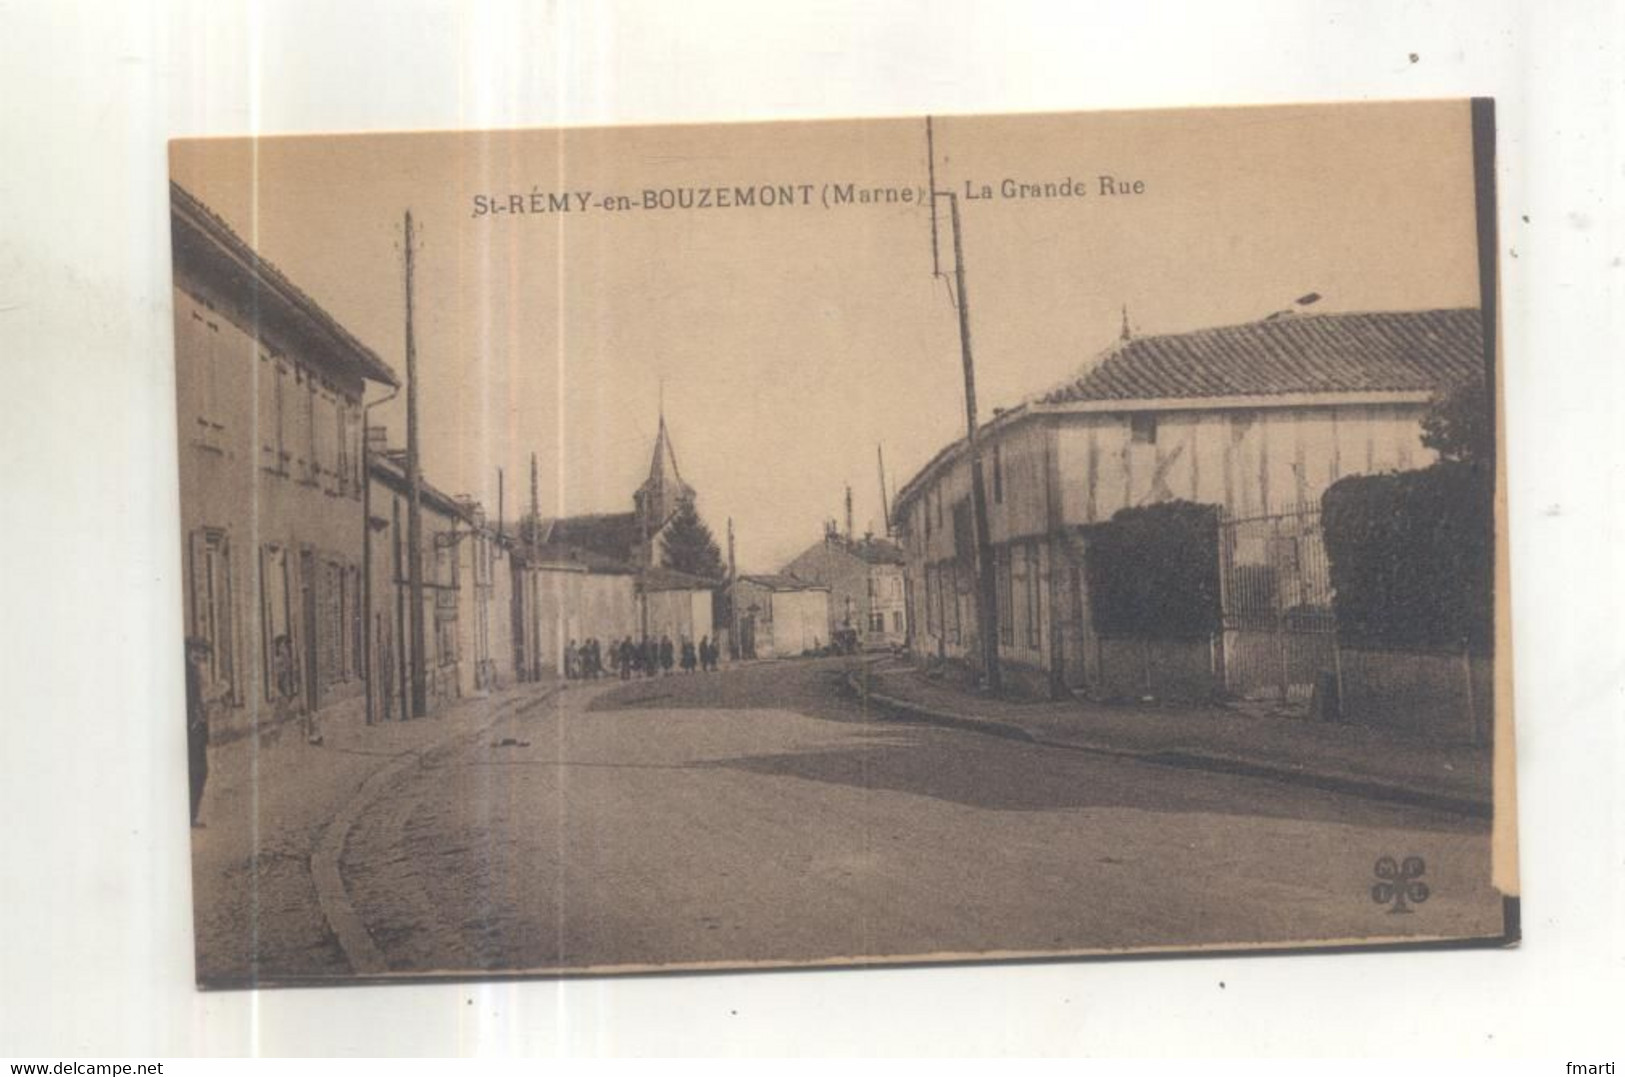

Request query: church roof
[{"left": 536, "top": 512, "right": 642, "bottom": 566}]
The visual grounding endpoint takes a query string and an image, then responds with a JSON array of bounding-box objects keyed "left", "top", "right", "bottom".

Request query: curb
[
  {"left": 847, "top": 670, "right": 1491, "bottom": 820},
  {"left": 309, "top": 683, "right": 566, "bottom": 975}
]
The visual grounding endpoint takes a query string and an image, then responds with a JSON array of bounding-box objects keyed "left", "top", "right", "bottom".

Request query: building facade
[
  {"left": 729, "top": 576, "right": 831, "bottom": 659},
  {"left": 782, "top": 534, "right": 908, "bottom": 649},
  {"left": 172, "top": 182, "right": 398, "bottom": 743},
  {"left": 893, "top": 307, "right": 1485, "bottom": 697},
  {"left": 366, "top": 451, "right": 473, "bottom": 721}
]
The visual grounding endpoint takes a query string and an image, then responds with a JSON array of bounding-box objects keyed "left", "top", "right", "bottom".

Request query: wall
[
  {"left": 770, "top": 589, "right": 830, "bottom": 656},
  {"left": 1053, "top": 404, "right": 1434, "bottom": 525},
  {"left": 641, "top": 587, "right": 713, "bottom": 648},
  {"left": 529, "top": 567, "right": 639, "bottom": 677}
]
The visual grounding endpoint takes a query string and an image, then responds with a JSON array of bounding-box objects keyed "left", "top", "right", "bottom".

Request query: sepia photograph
[{"left": 168, "top": 98, "right": 1514, "bottom": 988}]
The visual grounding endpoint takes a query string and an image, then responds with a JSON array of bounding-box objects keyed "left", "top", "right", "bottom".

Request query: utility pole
[
  {"left": 845, "top": 484, "right": 854, "bottom": 543},
  {"left": 529, "top": 452, "right": 540, "bottom": 545},
  {"left": 403, "top": 209, "right": 428, "bottom": 718},
  {"left": 927, "top": 116, "right": 1002, "bottom": 692},
  {"left": 877, "top": 444, "right": 891, "bottom": 537},
  {"left": 496, "top": 467, "right": 504, "bottom": 539}
]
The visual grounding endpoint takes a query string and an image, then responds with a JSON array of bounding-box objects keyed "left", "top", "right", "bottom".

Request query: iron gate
[{"left": 1218, "top": 505, "right": 1336, "bottom": 703}]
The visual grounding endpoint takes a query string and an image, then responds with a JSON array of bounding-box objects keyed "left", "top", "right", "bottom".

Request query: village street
[{"left": 314, "top": 657, "right": 1500, "bottom": 977}]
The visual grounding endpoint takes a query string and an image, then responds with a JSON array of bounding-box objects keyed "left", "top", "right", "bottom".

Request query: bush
[
  {"left": 1083, "top": 500, "right": 1221, "bottom": 639},
  {"left": 1321, "top": 462, "right": 1493, "bottom": 654}
]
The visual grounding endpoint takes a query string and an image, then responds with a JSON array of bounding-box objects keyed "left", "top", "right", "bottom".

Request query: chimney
[
  {"left": 845, "top": 484, "right": 854, "bottom": 543},
  {"left": 455, "top": 495, "right": 484, "bottom": 527}
]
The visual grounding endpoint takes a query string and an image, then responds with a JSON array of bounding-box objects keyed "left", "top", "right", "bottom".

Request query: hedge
[
  {"left": 1083, "top": 500, "right": 1221, "bottom": 639},
  {"left": 1320, "top": 461, "right": 1493, "bottom": 654}
]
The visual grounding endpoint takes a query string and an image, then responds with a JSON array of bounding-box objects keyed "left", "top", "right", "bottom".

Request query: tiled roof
[
  {"left": 170, "top": 182, "right": 399, "bottom": 389},
  {"left": 845, "top": 537, "right": 905, "bottom": 565},
  {"left": 1041, "top": 308, "right": 1484, "bottom": 404}
]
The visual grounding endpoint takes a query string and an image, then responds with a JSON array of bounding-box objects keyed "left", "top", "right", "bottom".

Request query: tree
[
  {"left": 661, "top": 497, "right": 726, "bottom": 580},
  {"left": 1421, "top": 374, "right": 1493, "bottom": 472}
]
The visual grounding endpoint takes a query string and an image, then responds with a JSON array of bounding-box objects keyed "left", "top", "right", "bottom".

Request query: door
[{"left": 300, "top": 548, "right": 319, "bottom": 714}]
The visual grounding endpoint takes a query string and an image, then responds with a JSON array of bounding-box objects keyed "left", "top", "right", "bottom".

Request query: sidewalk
[
  {"left": 852, "top": 660, "right": 1492, "bottom": 818},
  {"left": 190, "top": 678, "right": 565, "bottom": 987}
]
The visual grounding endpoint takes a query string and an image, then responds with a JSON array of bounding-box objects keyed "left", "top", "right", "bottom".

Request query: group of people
[{"left": 565, "top": 633, "right": 722, "bottom": 680}]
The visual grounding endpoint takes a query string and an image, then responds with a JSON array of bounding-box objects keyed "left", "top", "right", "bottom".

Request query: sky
[{"left": 169, "top": 100, "right": 1480, "bottom": 573}]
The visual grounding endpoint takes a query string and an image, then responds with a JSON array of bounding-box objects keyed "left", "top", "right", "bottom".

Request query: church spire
[
  {"left": 635, "top": 401, "right": 695, "bottom": 553},
  {"left": 647, "top": 409, "right": 683, "bottom": 486}
]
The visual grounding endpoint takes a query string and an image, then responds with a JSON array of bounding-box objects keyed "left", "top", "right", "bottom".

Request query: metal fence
[{"left": 1218, "top": 504, "right": 1336, "bottom": 703}]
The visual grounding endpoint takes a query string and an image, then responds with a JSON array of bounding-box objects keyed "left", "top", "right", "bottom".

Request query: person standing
[
  {"left": 184, "top": 637, "right": 211, "bottom": 828},
  {"left": 681, "top": 637, "right": 697, "bottom": 674},
  {"left": 659, "top": 634, "right": 675, "bottom": 676},
  {"left": 619, "top": 636, "right": 634, "bottom": 680}
]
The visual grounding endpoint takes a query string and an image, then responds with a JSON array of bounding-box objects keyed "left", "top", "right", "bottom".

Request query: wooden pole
[{"left": 403, "top": 210, "right": 427, "bottom": 718}]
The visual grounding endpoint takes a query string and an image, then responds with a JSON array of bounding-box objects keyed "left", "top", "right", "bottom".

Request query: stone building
[
  {"left": 782, "top": 533, "right": 908, "bottom": 650},
  {"left": 171, "top": 181, "right": 398, "bottom": 743}
]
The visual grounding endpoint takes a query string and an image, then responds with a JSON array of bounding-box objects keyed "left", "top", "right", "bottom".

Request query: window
[
  {"left": 945, "top": 563, "right": 961, "bottom": 646},
  {"left": 182, "top": 297, "right": 227, "bottom": 452},
  {"left": 1131, "top": 413, "right": 1158, "bottom": 445},
  {"left": 992, "top": 444, "right": 1003, "bottom": 503},
  {"left": 1024, "top": 542, "right": 1043, "bottom": 649},
  {"left": 189, "top": 529, "right": 236, "bottom": 702},
  {"left": 869, "top": 612, "right": 885, "bottom": 633},
  {"left": 866, "top": 576, "right": 876, "bottom": 600},
  {"left": 892, "top": 610, "right": 904, "bottom": 633}
]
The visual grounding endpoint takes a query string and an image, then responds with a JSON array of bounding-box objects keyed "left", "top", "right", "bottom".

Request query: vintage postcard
[{"left": 169, "top": 99, "right": 1515, "bottom": 987}]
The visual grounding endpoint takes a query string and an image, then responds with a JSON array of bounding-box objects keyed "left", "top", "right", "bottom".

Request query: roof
[
  {"left": 895, "top": 307, "right": 1485, "bottom": 517},
  {"left": 639, "top": 565, "right": 720, "bottom": 592},
  {"left": 735, "top": 573, "right": 830, "bottom": 593},
  {"left": 368, "top": 453, "right": 470, "bottom": 521},
  {"left": 538, "top": 512, "right": 642, "bottom": 564},
  {"left": 843, "top": 537, "right": 905, "bottom": 566},
  {"left": 526, "top": 543, "right": 636, "bottom": 574},
  {"left": 1041, "top": 308, "right": 1483, "bottom": 404},
  {"left": 169, "top": 182, "right": 399, "bottom": 389}
]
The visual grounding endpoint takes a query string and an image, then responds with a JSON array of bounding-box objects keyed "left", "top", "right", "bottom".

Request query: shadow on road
[{"left": 587, "top": 658, "right": 1483, "bottom": 833}]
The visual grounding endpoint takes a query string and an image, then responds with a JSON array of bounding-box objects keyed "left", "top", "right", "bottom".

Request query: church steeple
[{"left": 634, "top": 402, "right": 695, "bottom": 560}]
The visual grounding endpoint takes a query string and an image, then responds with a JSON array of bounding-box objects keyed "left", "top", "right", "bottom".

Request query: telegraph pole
[
  {"left": 927, "top": 116, "right": 1002, "bottom": 691},
  {"left": 877, "top": 444, "right": 891, "bottom": 537},
  {"left": 403, "top": 210, "right": 428, "bottom": 718}
]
